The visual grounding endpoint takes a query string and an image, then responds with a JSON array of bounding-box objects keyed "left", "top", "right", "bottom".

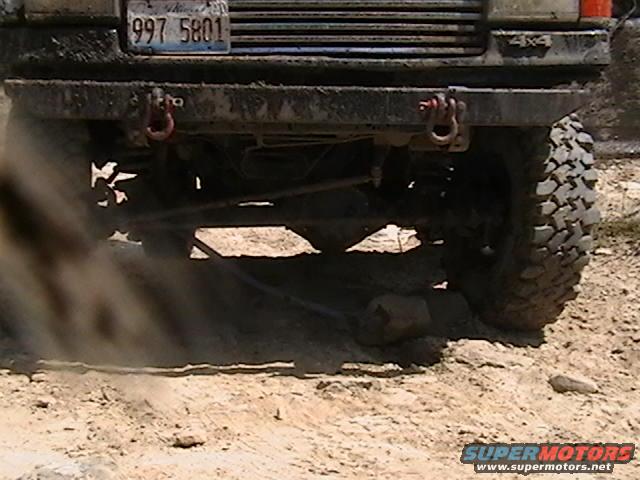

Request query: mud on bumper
[{"left": 5, "top": 80, "right": 588, "bottom": 133}]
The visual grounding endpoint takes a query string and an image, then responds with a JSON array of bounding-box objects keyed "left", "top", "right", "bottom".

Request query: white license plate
[{"left": 127, "top": 0, "right": 230, "bottom": 55}]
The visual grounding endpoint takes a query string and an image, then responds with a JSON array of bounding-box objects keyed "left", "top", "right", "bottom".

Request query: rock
[
  {"left": 30, "top": 373, "right": 48, "bottom": 383},
  {"left": 549, "top": 374, "right": 599, "bottom": 394},
  {"left": 424, "top": 290, "right": 474, "bottom": 332},
  {"left": 274, "top": 406, "right": 285, "bottom": 421},
  {"left": 17, "top": 461, "right": 117, "bottom": 480},
  {"left": 446, "top": 339, "right": 533, "bottom": 369},
  {"left": 622, "top": 181, "right": 640, "bottom": 192},
  {"left": 35, "top": 397, "right": 56, "bottom": 409},
  {"left": 316, "top": 380, "right": 379, "bottom": 397},
  {"left": 357, "top": 294, "right": 431, "bottom": 346},
  {"left": 458, "top": 425, "right": 477, "bottom": 435},
  {"left": 595, "top": 247, "right": 614, "bottom": 256},
  {"left": 392, "top": 336, "right": 447, "bottom": 367},
  {"left": 173, "top": 430, "right": 206, "bottom": 449},
  {"left": 100, "top": 387, "right": 112, "bottom": 402}
]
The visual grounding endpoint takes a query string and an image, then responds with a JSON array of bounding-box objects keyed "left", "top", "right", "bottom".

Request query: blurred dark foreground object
[{"left": 0, "top": 117, "right": 213, "bottom": 366}]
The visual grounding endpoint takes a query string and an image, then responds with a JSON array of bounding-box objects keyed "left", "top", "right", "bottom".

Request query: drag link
[{"left": 125, "top": 175, "right": 374, "bottom": 226}]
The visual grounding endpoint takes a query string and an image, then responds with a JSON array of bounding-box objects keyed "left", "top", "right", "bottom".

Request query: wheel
[
  {"left": 443, "top": 116, "right": 600, "bottom": 331},
  {"left": 119, "top": 153, "right": 197, "bottom": 260},
  {"left": 141, "top": 229, "right": 195, "bottom": 259}
]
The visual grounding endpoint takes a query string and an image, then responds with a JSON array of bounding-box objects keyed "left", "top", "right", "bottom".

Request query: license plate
[{"left": 127, "top": 0, "right": 230, "bottom": 55}]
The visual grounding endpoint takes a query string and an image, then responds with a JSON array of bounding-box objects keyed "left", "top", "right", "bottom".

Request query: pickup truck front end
[
  {"left": 1, "top": 0, "right": 611, "bottom": 132},
  {"left": 0, "top": 1, "right": 612, "bottom": 332}
]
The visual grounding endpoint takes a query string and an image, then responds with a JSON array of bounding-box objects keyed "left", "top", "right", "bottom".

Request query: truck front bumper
[{"left": 5, "top": 79, "right": 588, "bottom": 132}]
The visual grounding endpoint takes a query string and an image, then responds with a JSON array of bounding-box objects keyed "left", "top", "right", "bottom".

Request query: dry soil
[{"left": 0, "top": 92, "right": 638, "bottom": 480}]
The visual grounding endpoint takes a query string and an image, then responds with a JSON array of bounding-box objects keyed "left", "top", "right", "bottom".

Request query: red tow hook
[
  {"left": 144, "top": 88, "right": 176, "bottom": 142},
  {"left": 419, "top": 93, "right": 466, "bottom": 147}
]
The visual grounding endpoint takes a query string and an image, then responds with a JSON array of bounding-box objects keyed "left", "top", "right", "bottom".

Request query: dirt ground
[{"left": 0, "top": 92, "right": 638, "bottom": 479}]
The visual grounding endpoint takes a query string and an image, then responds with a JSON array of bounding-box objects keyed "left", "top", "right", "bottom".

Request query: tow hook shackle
[
  {"left": 144, "top": 88, "right": 176, "bottom": 142},
  {"left": 419, "top": 94, "right": 467, "bottom": 147}
]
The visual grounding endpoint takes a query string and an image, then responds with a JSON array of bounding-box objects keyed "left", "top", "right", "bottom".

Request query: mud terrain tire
[{"left": 444, "top": 116, "right": 599, "bottom": 331}]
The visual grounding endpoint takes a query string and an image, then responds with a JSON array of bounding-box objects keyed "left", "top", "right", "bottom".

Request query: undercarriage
[
  {"left": 0, "top": 0, "right": 611, "bottom": 330},
  {"left": 95, "top": 129, "right": 502, "bottom": 253}
]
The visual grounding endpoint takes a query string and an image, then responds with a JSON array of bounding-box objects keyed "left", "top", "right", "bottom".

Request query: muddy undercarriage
[
  {"left": 1, "top": 78, "right": 595, "bottom": 253},
  {"left": 97, "top": 127, "right": 496, "bottom": 252},
  {"left": 0, "top": 0, "right": 612, "bottom": 330}
]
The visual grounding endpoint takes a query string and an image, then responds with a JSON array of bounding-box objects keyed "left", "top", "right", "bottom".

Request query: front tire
[{"left": 444, "top": 116, "right": 599, "bottom": 331}]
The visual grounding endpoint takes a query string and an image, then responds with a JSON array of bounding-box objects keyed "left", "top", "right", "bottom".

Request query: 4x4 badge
[{"left": 508, "top": 34, "right": 553, "bottom": 49}]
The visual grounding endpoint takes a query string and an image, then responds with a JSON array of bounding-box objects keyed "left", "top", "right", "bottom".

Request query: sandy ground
[{"left": 0, "top": 92, "right": 639, "bottom": 480}]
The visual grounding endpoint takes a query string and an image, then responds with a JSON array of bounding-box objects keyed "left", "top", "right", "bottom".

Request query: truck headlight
[
  {"left": 0, "top": 0, "right": 24, "bottom": 24},
  {"left": 488, "top": 0, "right": 612, "bottom": 22},
  {"left": 24, "top": 0, "right": 120, "bottom": 22}
]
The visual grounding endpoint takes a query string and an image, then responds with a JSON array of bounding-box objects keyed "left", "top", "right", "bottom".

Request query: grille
[{"left": 228, "top": 0, "right": 486, "bottom": 57}]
